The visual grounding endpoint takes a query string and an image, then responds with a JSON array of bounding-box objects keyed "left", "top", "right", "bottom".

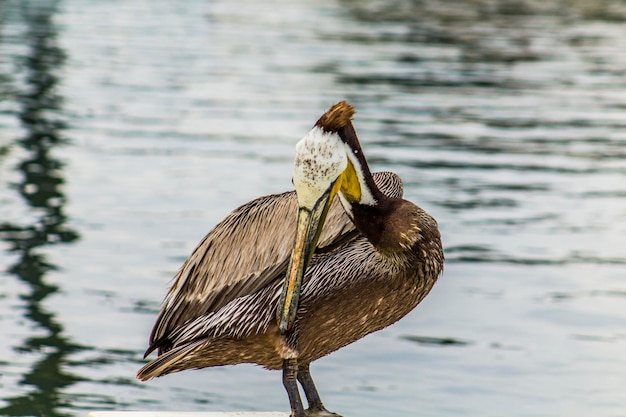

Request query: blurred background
[{"left": 1, "top": 0, "right": 625, "bottom": 416}]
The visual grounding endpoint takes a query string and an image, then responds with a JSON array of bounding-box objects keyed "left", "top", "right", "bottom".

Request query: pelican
[{"left": 137, "top": 101, "right": 444, "bottom": 417}]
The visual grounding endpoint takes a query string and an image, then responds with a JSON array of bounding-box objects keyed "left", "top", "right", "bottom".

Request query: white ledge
[{"left": 87, "top": 412, "right": 289, "bottom": 417}]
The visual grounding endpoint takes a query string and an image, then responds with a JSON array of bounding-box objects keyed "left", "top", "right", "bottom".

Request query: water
[{"left": 1, "top": 0, "right": 625, "bottom": 416}]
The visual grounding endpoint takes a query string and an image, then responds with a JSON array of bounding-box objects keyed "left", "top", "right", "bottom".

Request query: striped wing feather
[{"left": 146, "top": 172, "right": 403, "bottom": 355}]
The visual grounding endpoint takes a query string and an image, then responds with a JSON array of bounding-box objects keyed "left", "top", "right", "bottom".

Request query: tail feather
[{"left": 136, "top": 340, "right": 204, "bottom": 381}]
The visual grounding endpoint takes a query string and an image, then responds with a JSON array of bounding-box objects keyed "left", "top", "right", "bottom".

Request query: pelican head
[{"left": 277, "top": 101, "right": 370, "bottom": 334}]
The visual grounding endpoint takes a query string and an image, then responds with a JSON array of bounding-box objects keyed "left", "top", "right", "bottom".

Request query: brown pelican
[{"left": 137, "top": 101, "right": 444, "bottom": 417}]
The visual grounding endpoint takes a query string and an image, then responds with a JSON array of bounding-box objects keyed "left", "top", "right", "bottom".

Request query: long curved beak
[{"left": 276, "top": 178, "right": 342, "bottom": 334}]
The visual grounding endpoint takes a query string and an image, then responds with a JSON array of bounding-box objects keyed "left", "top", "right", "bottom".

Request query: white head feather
[{"left": 293, "top": 126, "right": 347, "bottom": 210}]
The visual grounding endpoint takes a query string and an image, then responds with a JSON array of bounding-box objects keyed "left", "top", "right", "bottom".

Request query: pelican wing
[{"left": 147, "top": 172, "right": 403, "bottom": 354}]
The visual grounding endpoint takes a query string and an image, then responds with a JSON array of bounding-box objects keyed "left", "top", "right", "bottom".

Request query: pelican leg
[
  {"left": 297, "top": 364, "right": 342, "bottom": 417},
  {"left": 283, "top": 359, "right": 306, "bottom": 417}
]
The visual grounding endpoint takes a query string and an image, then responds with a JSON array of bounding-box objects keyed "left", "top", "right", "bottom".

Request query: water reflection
[{"left": 0, "top": 1, "right": 82, "bottom": 416}]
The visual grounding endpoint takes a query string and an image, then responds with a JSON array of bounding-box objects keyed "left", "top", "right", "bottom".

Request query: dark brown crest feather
[{"left": 315, "top": 101, "right": 355, "bottom": 133}]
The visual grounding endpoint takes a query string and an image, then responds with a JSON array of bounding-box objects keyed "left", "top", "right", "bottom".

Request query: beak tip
[{"left": 277, "top": 315, "right": 292, "bottom": 335}]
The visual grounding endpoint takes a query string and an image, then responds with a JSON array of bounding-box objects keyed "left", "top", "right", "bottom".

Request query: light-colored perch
[{"left": 87, "top": 412, "right": 289, "bottom": 417}]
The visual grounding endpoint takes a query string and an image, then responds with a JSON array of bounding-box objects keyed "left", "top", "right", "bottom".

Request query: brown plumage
[
  {"left": 137, "top": 101, "right": 444, "bottom": 417},
  {"left": 139, "top": 171, "right": 404, "bottom": 370}
]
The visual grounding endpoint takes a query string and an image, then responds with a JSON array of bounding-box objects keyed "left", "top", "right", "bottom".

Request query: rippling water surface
[{"left": 1, "top": 0, "right": 625, "bottom": 416}]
